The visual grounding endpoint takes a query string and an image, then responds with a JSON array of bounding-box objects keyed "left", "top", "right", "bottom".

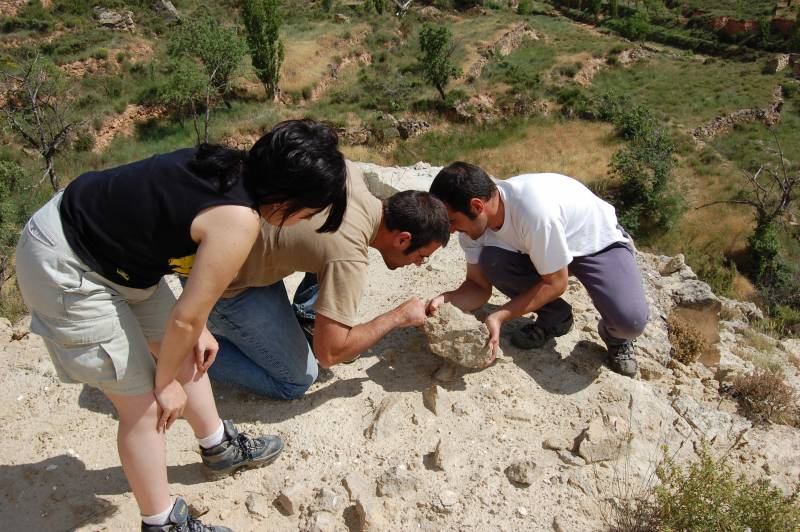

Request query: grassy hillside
[{"left": 1, "top": 0, "right": 798, "bottom": 331}]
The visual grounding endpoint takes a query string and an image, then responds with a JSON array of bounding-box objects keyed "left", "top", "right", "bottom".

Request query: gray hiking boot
[
  {"left": 141, "top": 496, "right": 231, "bottom": 532},
  {"left": 607, "top": 341, "right": 638, "bottom": 377},
  {"left": 511, "top": 315, "right": 574, "bottom": 349},
  {"left": 201, "top": 420, "right": 283, "bottom": 479}
]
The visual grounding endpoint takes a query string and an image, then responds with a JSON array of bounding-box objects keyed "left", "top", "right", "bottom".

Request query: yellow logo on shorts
[
  {"left": 168, "top": 254, "right": 196, "bottom": 276},
  {"left": 116, "top": 268, "right": 130, "bottom": 281}
]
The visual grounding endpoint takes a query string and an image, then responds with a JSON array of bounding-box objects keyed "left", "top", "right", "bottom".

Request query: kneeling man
[
  {"left": 208, "top": 161, "right": 450, "bottom": 398},
  {"left": 427, "top": 162, "right": 649, "bottom": 377}
]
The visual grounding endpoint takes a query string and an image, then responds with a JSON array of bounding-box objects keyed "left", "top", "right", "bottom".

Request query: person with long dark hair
[{"left": 15, "top": 119, "right": 348, "bottom": 531}]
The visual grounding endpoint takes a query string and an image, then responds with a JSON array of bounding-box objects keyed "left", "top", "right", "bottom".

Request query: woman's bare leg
[{"left": 105, "top": 391, "right": 170, "bottom": 516}]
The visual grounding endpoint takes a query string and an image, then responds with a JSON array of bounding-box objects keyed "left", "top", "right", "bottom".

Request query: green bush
[
  {"left": 517, "top": 0, "right": 533, "bottom": 15},
  {"left": 646, "top": 446, "right": 800, "bottom": 531},
  {"left": 685, "top": 251, "right": 736, "bottom": 298},
  {"left": 604, "top": 11, "right": 651, "bottom": 41},
  {"left": 771, "top": 305, "right": 800, "bottom": 337}
]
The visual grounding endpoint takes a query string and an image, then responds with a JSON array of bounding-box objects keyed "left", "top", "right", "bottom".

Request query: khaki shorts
[{"left": 15, "top": 192, "right": 177, "bottom": 396}]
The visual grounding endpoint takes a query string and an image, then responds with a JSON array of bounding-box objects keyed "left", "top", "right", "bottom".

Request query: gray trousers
[{"left": 478, "top": 243, "right": 650, "bottom": 347}]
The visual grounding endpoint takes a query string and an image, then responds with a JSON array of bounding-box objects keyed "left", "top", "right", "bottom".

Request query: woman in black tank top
[{"left": 15, "top": 119, "right": 347, "bottom": 530}]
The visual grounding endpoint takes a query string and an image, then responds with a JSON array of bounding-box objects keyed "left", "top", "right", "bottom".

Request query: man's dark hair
[
  {"left": 383, "top": 190, "right": 450, "bottom": 254},
  {"left": 190, "top": 119, "right": 347, "bottom": 234},
  {"left": 429, "top": 161, "right": 496, "bottom": 220}
]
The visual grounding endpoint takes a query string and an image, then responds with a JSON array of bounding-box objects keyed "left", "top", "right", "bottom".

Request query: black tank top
[{"left": 60, "top": 148, "right": 257, "bottom": 288}]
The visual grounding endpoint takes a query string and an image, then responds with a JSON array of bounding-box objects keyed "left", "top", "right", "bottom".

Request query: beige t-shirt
[{"left": 223, "top": 161, "right": 383, "bottom": 327}]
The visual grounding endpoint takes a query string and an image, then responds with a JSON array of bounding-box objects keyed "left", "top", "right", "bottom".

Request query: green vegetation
[
  {"left": 0, "top": 0, "right": 798, "bottom": 330},
  {"left": 242, "top": 0, "right": 285, "bottom": 100},
  {"left": 652, "top": 447, "right": 800, "bottom": 530},
  {"left": 418, "top": 23, "right": 462, "bottom": 100}
]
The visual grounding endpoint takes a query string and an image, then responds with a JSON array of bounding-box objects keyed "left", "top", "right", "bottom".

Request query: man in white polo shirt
[{"left": 427, "top": 162, "right": 650, "bottom": 377}]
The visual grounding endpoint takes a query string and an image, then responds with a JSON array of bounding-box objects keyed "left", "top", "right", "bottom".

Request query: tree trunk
[
  {"left": 45, "top": 156, "right": 58, "bottom": 191},
  {"left": 436, "top": 83, "right": 446, "bottom": 100}
]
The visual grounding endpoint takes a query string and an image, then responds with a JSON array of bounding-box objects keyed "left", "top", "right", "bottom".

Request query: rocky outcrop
[
  {"left": 93, "top": 7, "right": 135, "bottom": 31},
  {"left": 765, "top": 54, "right": 791, "bottom": 74},
  {"left": 3, "top": 161, "right": 799, "bottom": 530},
  {"left": 692, "top": 85, "right": 784, "bottom": 141}
]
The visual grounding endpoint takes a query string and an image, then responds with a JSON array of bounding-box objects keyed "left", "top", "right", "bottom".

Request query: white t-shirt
[{"left": 460, "top": 173, "right": 628, "bottom": 274}]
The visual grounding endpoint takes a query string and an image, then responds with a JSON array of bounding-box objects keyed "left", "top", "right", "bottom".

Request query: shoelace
[
  {"left": 233, "top": 432, "right": 260, "bottom": 461},
  {"left": 185, "top": 516, "right": 212, "bottom": 532},
  {"left": 614, "top": 340, "right": 636, "bottom": 361}
]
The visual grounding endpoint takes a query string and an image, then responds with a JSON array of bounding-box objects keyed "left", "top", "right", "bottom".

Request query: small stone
[
  {"left": 277, "top": 483, "right": 308, "bottom": 515},
  {"left": 317, "top": 487, "right": 342, "bottom": 513},
  {"left": 557, "top": 450, "right": 585, "bottom": 467},
  {"left": 45, "top": 464, "right": 58, "bottom": 472},
  {"left": 516, "top": 507, "right": 528, "bottom": 517},
  {"left": 505, "top": 460, "right": 542, "bottom": 486},
  {"left": 575, "top": 419, "right": 626, "bottom": 464},
  {"left": 365, "top": 395, "right": 404, "bottom": 440},
  {"left": 188, "top": 500, "right": 209, "bottom": 518},
  {"left": 376, "top": 465, "right": 419, "bottom": 497},
  {"left": 342, "top": 473, "right": 372, "bottom": 502},
  {"left": 307, "top": 511, "right": 338, "bottom": 532},
  {"left": 567, "top": 472, "right": 595, "bottom": 496},
  {"left": 356, "top": 496, "right": 385, "bottom": 531},
  {"left": 451, "top": 401, "right": 469, "bottom": 416},
  {"left": 438, "top": 490, "right": 458, "bottom": 507},
  {"left": 660, "top": 254, "right": 685, "bottom": 276},
  {"left": 422, "top": 384, "right": 450, "bottom": 416},
  {"left": 245, "top": 493, "right": 269, "bottom": 518},
  {"left": 553, "top": 516, "right": 567, "bottom": 532},
  {"left": 433, "top": 438, "right": 458, "bottom": 471},
  {"left": 542, "top": 437, "right": 569, "bottom": 451}
]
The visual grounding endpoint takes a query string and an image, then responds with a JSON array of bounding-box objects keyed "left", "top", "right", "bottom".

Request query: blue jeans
[
  {"left": 292, "top": 272, "right": 319, "bottom": 322},
  {"left": 207, "top": 281, "right": 318, "bottom": 400}
]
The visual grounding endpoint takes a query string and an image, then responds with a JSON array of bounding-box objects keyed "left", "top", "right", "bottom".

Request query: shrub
[
  {"left": 733, "top": 368, "right": 800, "bottom": 427},
  {"left": 771, "top": 305, "right": 800, "bottom": 337},
  {"left": 72, "top": 129, "right": 95, "bottom": 152},
  {"left": 685, "top": 251, "right": 736, "bottom": 297},
  {"left": 666, "top": 314, "right": 708, "bottom": 364},
  {"left": 517, "top": 0, "right": 533, "bottom": 15},
  {"left": 647, "top": 446, "right": 800, "bottom": 530},
  {"left": 604, "top": 11, "right": 651, "bottom": 41}
]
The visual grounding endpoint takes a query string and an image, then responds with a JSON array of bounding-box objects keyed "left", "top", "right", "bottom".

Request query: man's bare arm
[{"left": 313, "top": 298, "right": 426, "bottom": 367}]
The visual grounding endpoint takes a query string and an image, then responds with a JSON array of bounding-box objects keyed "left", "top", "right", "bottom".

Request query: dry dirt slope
[{"left": 1, "top": 162, "right": 799, "bottom": 531}]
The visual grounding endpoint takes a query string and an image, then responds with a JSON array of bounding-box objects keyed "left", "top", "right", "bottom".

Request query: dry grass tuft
[
  {"left": 667, "top": 314, "right": 708, "bottom": 364},
  {"left": 733, "top": 368, "right": 800, "bottom": 427}
]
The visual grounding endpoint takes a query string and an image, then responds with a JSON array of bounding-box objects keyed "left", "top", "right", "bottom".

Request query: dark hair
[
  {"left": 189, "top": 119, "right": 347, "bottom": 233},
  {"left": 383, "top": 190, "right": 450, "bottom": 254},
  {"left": 429, "top": 161, "right": 496, "bottom": 220}
]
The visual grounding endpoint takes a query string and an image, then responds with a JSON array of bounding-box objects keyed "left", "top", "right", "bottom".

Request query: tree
[
  {"left": 0, "top": 54, "right": 78, "bottom": 191},
  {"left": 418, "top": 23, "right": 462, "bottom": 100},
  {"left": 242, "top": 0, "right": 284, "bottom": 100},
  {"left": 168, "top": 9, "right": 247, "bottom": 143},
  {"left": 372, "top": 0, "right": 386, "bottom": 14},
  {"left": 698, "top": 134, "right": 799, "bottom": 303}
]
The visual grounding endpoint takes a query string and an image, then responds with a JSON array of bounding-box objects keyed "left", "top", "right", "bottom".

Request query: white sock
[
  {"left": 197, "top": 421, "right": 225, "bottom": 449},
  {"left": 142, "top": 500, "right": 174, "bottom": 526}
]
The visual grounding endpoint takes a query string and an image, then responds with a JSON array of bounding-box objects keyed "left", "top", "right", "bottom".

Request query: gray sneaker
[
  {"left": 607, "top": 341, "right": 638, "bottom": 377},
  {"left": 201, "top": 420, "right": 283, "bottom": 479},
  {"left": 141, "top": 497, "right": 231, "bottom": 532}
]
